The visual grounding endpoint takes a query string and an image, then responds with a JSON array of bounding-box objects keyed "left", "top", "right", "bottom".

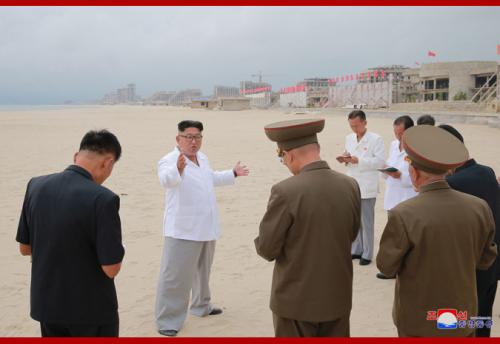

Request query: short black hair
[
  {"left": 438, "top": 124, "right": 464, "bottom": 143},
  {"left": 348, "top": 110, "right": 366, "bottom": 121},
  {"left": 417, "top": 114, "right": 435, "bottom": 126},
  {"left": 79, "top": 129, "right": 122, "bottom": 161},
  {"left": 178, "top": 120, "right": 203, "bottom": 132},
  {"left": 393, "top": 115, "right": 414, "bottom": 130}
]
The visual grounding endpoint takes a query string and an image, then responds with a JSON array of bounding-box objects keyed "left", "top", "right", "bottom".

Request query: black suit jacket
[
  {"left": 447, "top": 159, "right": 500, "bottom": 283},
  {"left": 16, "top": 165, "right": 125, "bottom": 324}
]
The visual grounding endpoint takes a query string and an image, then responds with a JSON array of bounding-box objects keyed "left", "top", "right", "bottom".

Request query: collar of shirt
[
  {"left": 300, "top": 160, "right": 330, "bottom": 174},
  {"left": 419, "top": 180, "right": 450, "bottom": 193},
  {"left": 391, "top": 140, "right": 406, "bottom": 157},
  {"left": 175, "top": 146, "right": 204, "bottom": 167},
  {"left": 65, "top": 165, "right": 93, "bottom": 181},
  {"left": 455, "top": 158, "right": 476, "bottom": 173}
]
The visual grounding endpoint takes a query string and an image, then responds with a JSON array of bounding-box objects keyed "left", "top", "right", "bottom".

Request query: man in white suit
[
  {"left": 155, "top": 120, "right": 249, "bottom": 337},
  {"left": 337, "top": 110, "right": 384, "bottom": 266}
]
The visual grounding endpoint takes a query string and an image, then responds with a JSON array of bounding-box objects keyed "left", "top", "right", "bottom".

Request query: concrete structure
[
  {"left": 279, "top": 85, "right": 307, "bottom": 108},
  {"left": 190, "top": 98, "right": 217, "bottom": 110},
  {"left": 279, "top": 78, "right": 329, "bottom": 108},
  {"left": 329, "top": 77, "right": 393, "bottom": 109},
  {"left": 214, "top": 85, "right": 240, "bottom": 98},
  {"left": 145, "top": 91, "right": 176, "bottom": 105},
  {"left": 400, "top": 61, "right": 498, "bottom": 106},
  {"left": 300, "top": 78, "right": 330, "bottom": 107},
  {"left": 168, "top": 89, "right": 202, "bottom": 106},
  {"left": 240, "top": 80, "right": 272, "bottom": 108},
  {"left": 217, "top": 97, "right": 251, "bottom": 111},
  {"left": 101, "top": 83, "right": 137, "bottom": 104}
]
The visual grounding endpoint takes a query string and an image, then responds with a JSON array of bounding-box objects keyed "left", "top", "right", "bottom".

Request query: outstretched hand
[{"left": 233, "top": 161, "right": 249, "bottom": 177}]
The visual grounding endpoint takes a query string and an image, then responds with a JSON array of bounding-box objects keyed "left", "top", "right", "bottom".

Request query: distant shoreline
[{"left": 0, "top": 104, "right": 98, "bottom": 112}]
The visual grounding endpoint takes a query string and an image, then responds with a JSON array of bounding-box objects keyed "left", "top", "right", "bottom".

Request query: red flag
[
  {"left": 381, "top": 70, "right": 385, "bottom": 78},
  {"left": 428, "top": 50, "right": 436, "bottom": 57},
  {"left": 350, "top": 75, "right": 354, "bottom": 81},
  {"left": 356, "top": 74, "right": 359, "bottom": 80},
  {"left": 341, "top": 76, "right": 344, "bottom": 82},
  {"left": 374, "top": 70, "right": 379, "bottom": 78},
  {"left": 497, "top": 44, "right": 500, "bottom": 55}
]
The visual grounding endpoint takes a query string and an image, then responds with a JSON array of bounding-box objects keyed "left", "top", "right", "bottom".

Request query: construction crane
[{"left": 251, "top": 70, "right": 274, "bottom": 83}]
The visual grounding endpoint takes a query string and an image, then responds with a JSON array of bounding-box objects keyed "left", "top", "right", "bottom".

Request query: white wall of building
[
  {"left": 279, "top": 92, "right": 307, "bottom": 107},
  {"left": 329, "top": 80, "right": 392, "bottom": 108},
  {"left": 245, "top": 92, "right": 271, "bottom": 107}
]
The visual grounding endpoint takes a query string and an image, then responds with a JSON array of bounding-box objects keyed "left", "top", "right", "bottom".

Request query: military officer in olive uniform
[
  {"left": 376, "top": 125, "right": 497, "bottom": 337},
  {"left": 255, "top": 118, "right": 361, "bottom": 337}
]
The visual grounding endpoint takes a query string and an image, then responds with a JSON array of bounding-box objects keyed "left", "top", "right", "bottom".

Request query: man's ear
[
  {"left": 176, "top": 135, "right": 180, "bottom": 144},
  {"left": 73, "top": 152, "right": 78, "bottom": 163},
  {"left": 102, "top": 156, "right": 115, "bottom": 169}
]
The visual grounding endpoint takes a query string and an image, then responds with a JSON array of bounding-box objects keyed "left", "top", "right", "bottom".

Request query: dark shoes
[
  {"left": 353, "top": 255, "right": 371, "bottom": 265},
  {"left": 209, "top": 307, "right": 223, "bottom": 315},
  {"left": 158, "top": 308, "right": 222, "bottom": 337},
  {"left": 359, "top": 258, "right": 372, "bottom": 266},
  {"left": 376, "top": 272, "right": 395, "bottom": 279},
  {"left": 158, "top": 329, "right": 178, "bottom": 337}
]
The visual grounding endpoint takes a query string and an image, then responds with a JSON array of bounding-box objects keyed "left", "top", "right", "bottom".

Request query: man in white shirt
[
  {"left": 377, "top": 115, "right": 417, "bottom": 279},
  {"left": 155, "top": 120, "right": 249, "bottom": 337},
  {"left": 337, "top": 110, "right": 384, "bottom": 266},
  {"left": 382, "top": 115, "right": 417, "bottom": 212}
]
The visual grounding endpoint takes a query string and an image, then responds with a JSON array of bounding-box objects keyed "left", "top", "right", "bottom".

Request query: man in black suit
[
  {"left": 16, "top": 129, "right": 125, "bottom": 337},
  {"left": 440, "top": 124, "right": 500, "bottom": 337}
]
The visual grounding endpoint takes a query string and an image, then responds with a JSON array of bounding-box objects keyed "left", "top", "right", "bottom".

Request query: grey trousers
[
  {"left": 155, "top": 237, "right": 216, "bottom": 331},
  {"left": 351, "top": 198, "right": 376, "bottom": 260}
]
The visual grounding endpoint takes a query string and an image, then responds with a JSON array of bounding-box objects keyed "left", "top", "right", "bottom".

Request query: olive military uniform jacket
[
  {"left": 255, "top": 160, "right": 361, "bottom": 322},
  {"left": 377, "top": 180, "right": 497, "bottom": 337}
]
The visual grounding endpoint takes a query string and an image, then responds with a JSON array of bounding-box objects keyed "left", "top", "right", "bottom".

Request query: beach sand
[{"left": 1, "top": 105, "right": 500, "bottom": 337}]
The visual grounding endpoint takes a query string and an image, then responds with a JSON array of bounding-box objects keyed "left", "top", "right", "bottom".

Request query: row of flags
[
  {"left": 240, "top": 86, "right": 272, "bottom": 95},
  {"left": 274, "top": 45, "right": 500, "bottom": 95}
]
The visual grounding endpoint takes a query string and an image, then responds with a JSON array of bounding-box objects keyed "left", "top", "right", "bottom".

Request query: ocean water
[{"left": 0, "top": 105, "right": 92, "bottom": 112}]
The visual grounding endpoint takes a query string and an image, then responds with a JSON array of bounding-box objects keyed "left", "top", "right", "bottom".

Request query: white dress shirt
[
  {"left": 158, "top": 147, "right": 235, "bottom": 241},
  {"left": 383, "top": 139, "right": 417, "bottom": 210},
  {"left": 345, "top": 131, "right": 385, "bottom": 199}
]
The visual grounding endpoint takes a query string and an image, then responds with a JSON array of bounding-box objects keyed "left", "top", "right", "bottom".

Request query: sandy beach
[{"left": 1, "top": 105, "right": 500, "bottom": 337}]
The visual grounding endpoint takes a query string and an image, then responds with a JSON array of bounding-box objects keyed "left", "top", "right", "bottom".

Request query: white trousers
[{"left": 155, "top": 237, "right": 216, "bottom": 331}]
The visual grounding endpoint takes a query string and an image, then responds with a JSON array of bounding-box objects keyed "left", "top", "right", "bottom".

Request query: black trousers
[
  {"left": 40, "top": 322, "right": 119, "bottom": 337},
  {"left": 476, "top": 281, "right": 498, "bottom": 337}
]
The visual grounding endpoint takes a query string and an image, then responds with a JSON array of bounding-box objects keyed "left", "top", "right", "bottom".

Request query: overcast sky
[{"left": 0, "top": 7, "right": 499, "bottom": 104}]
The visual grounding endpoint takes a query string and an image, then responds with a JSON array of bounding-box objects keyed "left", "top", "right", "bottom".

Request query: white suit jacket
[
  {"left": 344, "top": 131, "right": 385, "bottom": 199},
  {"left": 158, "top": 147, "right": 235, "bottom": 241}
]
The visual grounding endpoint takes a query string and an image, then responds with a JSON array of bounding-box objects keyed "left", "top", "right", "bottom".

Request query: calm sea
[{"left": 0, "top": 105, "right": 94, "bottom": 112}]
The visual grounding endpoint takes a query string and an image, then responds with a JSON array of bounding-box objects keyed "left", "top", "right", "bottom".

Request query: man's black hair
[
  {"left": 348, "top": 110, "right": 366, "bottom": 121},
  {"left": 178, "top": 120, "right": 203, "bottom": 132},
  {"left": 438, "top": 124, "right": 464, "bottom": 143},
  {"left": 79, "top": 129, "right": 122, "bottom": 161},
  {"left": 393, "top": 115, "right": 414, "bottom": 130},
  {"left": 417, "top": 114, "right": 435, "bottom": 126}
]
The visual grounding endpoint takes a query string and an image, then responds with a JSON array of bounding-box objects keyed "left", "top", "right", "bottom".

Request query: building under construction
[
  {"left": 101, "top": 83, "right": 137, "bottom": 104},
  {"left": 328, "top": 61, "right": 500, "bottom": 112},
  {"left": 145, "top": 91, "right": 176, "bottom": 105},
  {"left": 280, "top": 78, "right": 330, "bottom": 108},
  {"left": 214, "top": 85, "right": 240, "bottom": 98},
  {"left": 240, "top": 80, "right": 272, "bottom": 108}
]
